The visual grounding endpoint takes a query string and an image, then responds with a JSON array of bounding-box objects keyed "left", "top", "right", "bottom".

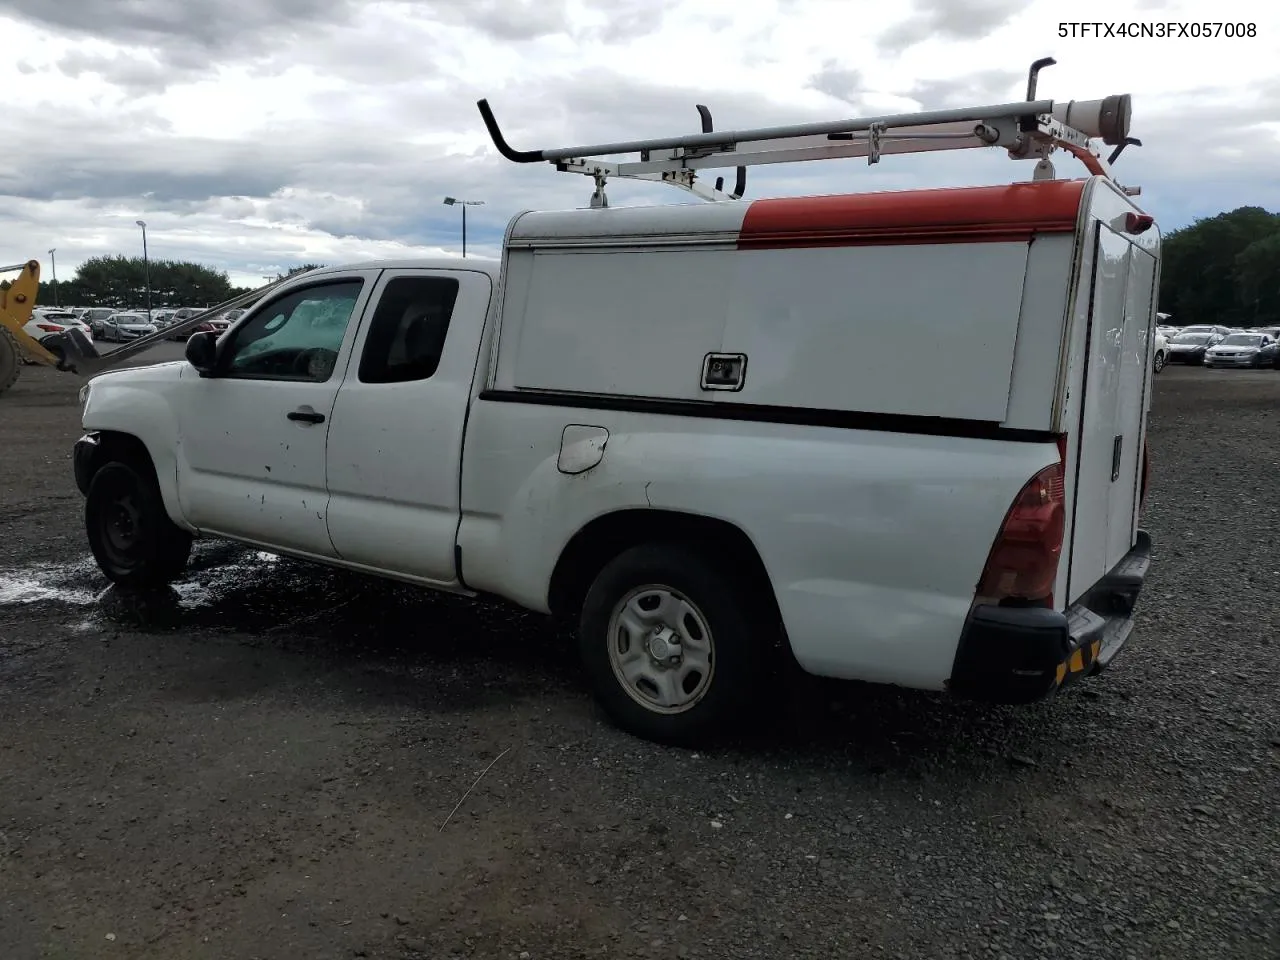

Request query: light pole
[
  {"left": 443, "top": 197, "right": 483, "bottom": 257},
  {"left": 135, "top": 219, "right": 152, "bottom": 322},
  {"left": 48, "top": 248, "right": 58, "bottom": 306}
]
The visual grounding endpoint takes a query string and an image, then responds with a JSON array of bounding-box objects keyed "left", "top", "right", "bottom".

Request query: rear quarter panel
[{"left": 459, "top": 399, "right": 1059, "bottom": 689}]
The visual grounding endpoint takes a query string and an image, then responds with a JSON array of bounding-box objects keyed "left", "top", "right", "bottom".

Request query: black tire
[
  {"left": 85, "top": 460, "right": 193, "bottom": 587},
  {"left": 578, "top": 543, "right": 770, "bottom": 746},
  {"left": 0, "top": 325, "right": 20, "bottom": 395},
  {"left": 1153, "top": 351, "right": 1165, "bottom": 373}
]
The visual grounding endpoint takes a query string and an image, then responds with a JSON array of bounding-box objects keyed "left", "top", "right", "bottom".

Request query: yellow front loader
[
  {"left": 0, "top": 260, "right": 103, "bottom": 395},
  {"left": 1, "top": 259, "right": 293, "bottom": 396}
]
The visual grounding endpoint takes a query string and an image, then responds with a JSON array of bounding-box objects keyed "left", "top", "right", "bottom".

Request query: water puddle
[
  {"left": 0, "top": 542, "right": 573, "bottom": 707},
  {"left": 0, "top": 542, "right": 557, "bottom": 659},
  {"left": 0, "top": 560, "right": 104, "bottom": 606},
  {"left": 0, "top": 545, "right": 288, "bottom": 624}
]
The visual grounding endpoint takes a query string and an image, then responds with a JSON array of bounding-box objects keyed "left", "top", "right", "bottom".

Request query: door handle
[{"left": 287, "top": 407, "right": 325, "bottom": 424}]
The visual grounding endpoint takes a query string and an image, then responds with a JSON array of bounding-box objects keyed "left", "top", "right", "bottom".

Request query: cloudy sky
[{"left": 1, "top": 0, "right": 1277, "bottom": 290}]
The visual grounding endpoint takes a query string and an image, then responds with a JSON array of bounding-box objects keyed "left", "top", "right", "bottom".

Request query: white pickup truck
[{"left": 73, "top": 90, "right": 1159, "bottom": 745}]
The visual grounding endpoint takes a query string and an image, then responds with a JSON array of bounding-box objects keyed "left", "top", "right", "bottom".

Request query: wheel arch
[
  {"left": 547, "top": 508, "right": 783, "bottom": 626},
  {"left": 78, "top": 430, "right": 155, "bottom": 484},
  {"left": 77, "top": 430, "right": 190, "bottom": 532}
]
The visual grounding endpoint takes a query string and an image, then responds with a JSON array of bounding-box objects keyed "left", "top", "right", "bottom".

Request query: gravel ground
[{"left": 1, "top": 355, "right": 1278, "bottom": 960}]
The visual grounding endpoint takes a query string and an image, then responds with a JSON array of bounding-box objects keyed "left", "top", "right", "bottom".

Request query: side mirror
[{"left": 185, "top": 331, "right": 219, "bottom": 376}]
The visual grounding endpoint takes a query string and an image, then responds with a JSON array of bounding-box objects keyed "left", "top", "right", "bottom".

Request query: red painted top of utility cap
[{"left": 738, "top": 179, "right": 1088, "bottom": 248}]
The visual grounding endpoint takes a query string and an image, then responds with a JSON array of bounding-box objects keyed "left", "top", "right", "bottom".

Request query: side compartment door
[
  {"left": 174, "top": 273, "right": 377, "bottom": 557},
  {"left": 324, "top": 269, "right": 493, "bottom": 584},
  {"left": 1067, "top": 224, "right": 1130, "bottom": 601},
  {"left": 1108, "top": 245, "right": 1156, "bottom": 564}
]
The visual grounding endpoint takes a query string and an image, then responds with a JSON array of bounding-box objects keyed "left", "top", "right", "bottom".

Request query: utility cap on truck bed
[{"left": 477, "top": 57, "right": 1142, "bottom": 207}]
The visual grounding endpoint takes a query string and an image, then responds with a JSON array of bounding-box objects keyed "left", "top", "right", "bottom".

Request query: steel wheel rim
[
  {"left": 96, "top": 479, "right": 144, "bottom": 569},
  {"left": 105, "top": 496, "right": 141, "bottom": 553},
  {"left": 606, "top": 583, "right": 715, "bottom": 715}
]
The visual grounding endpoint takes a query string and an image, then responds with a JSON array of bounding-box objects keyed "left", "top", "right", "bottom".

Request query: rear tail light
[
  {"left": 976, "top": 447, "right": 1066, "bottom": 608},
  {"left": 36, "top": 323, "right": 66, "bottom": 332}
]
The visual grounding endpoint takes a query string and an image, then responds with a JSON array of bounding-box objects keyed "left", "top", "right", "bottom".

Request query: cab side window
[
  {"left": 222, "top": 280, "right": 364, "bottom": 382},
  {"left": 358, "top": 277, "right": 459, "bottom": 384}
]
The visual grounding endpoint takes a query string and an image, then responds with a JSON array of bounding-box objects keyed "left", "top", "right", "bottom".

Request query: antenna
[{"left": 476, "top": 59, "right": 1143, "bottom": 204}]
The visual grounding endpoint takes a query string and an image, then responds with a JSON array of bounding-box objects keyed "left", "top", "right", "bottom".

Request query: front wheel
[
  {"left": 1153, "top": 351, "right": 1165, "bottom": 373},
  {"left": 578, "top": 543, "right": 771, "bottom": 746},
  {"left": 0, "top": 325, "right": 20, "bottom": 395},
  {"left": 85, "top": 461, "right": 193, "bottom": 587}
]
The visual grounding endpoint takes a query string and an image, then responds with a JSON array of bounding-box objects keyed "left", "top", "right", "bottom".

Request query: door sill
[{"left": 197, "top": 529, "right": 476, "bottom": 597}]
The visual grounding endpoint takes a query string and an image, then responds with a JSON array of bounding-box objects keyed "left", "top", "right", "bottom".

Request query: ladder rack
[{"left": 476, "top": 58, "right": 1143, "bottom": 205}]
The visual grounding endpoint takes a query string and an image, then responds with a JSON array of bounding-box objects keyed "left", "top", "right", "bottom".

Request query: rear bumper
[{"left": 948, "top": 530, "right": 1152, "bottom": 704}]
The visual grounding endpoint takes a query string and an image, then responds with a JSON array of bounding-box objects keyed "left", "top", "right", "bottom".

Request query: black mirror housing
[{"left": 185, "top": 331, "right": 218, "bottom": 375}]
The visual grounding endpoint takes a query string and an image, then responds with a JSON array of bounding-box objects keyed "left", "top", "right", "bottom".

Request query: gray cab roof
[{"left": 303, "top": 257, "right": 500, "bottom": 279}]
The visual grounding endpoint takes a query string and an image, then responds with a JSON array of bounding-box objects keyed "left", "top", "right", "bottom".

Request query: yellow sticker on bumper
[{"left": 1056, "top": 638, "right": 1104, "bottom": 686}]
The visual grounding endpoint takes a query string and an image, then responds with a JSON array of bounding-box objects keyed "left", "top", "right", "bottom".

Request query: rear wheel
[
  {"left": 85, "top": 460, "right": 192, "bottom": 587},
  {"left": 578, "top": 543, "right": 770, "bottom": 746},
  {"left": 0, "top": 325, "right": 20, "bottom": 395},
  {"left": 1153, "top": 351, "right": 1165, "bottom": 373}
]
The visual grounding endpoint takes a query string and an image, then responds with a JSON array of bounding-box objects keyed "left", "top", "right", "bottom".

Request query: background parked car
[
  {"left": 1204, "top": 333, "right": 1279, "bottom": 369},
  {"left": 82, "top": 307, "right": 117, "bottom": 335},
  {"left": 1153, "top": 330, "right": 1168, "bottom": 373},
  {"left": 30, "top": 309, "right": 93, "bottom": 341},
  {"left": 97, "top": 313, "right": 159, "bottom": 342},
  {"left": 165, "top": 307, "right": 219, "bottom": 340},
  {"left": 1165, "top": 331, "right": 1222, "bottom": 365},
  {"left": 21, "top": 314, "right": 94, "bottom": 355}
]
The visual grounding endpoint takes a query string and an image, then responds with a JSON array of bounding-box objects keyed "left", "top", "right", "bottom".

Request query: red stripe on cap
[{"left": 738, "top": 180, "right": 1087, "bottom": 249}]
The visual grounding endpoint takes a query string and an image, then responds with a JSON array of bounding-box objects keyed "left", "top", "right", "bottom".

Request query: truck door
[
  {"left": 1066, "top": 222, "right": 1155, "bottom": 602},
  {"left": 324, "top": 268, "right": 493, "bottom": 586},
  {"left": 175, "top": 273, "right": 377, "bottom": 558}
]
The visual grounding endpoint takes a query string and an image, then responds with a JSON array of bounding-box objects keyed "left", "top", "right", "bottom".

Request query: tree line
[
  {"left": 1158, "top": 206, "right": 1279, "bottom": 327},
  {"left": 1, "top": 256, "right": 325, "bottom": 310}
]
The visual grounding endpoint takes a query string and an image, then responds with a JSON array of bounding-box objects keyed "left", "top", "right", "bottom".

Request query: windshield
[
  {"left": 1172, "top": 333, "right": 1211, "bottom": 344},
  {"left": 1219, "top": 334, "right": 1264, "bottom": 346},
  {"left": 112, "top": 315, "right": 146, "bottom": 323}
]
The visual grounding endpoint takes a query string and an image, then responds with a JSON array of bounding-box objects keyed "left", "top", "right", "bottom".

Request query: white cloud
[{"left": 0, "top": 0, "right": 1277, "bottom": 290}]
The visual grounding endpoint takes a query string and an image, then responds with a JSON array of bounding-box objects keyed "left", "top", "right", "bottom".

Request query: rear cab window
[{"left": 357, "top": 276, "right": 460, "bottom": 384}]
